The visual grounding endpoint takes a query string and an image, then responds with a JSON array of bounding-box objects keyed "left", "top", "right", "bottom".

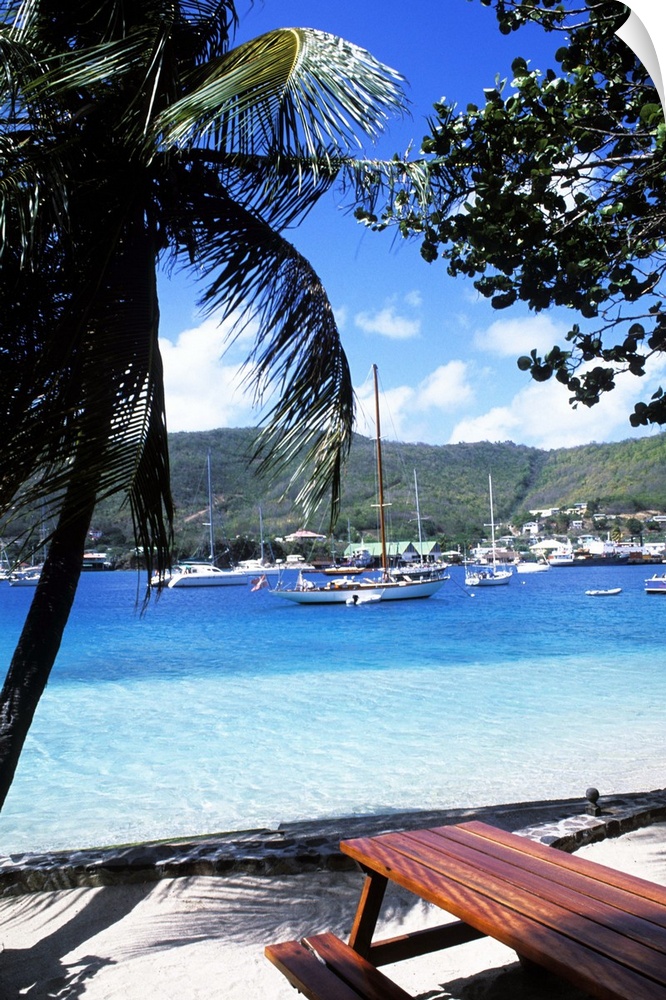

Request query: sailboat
[
  {"left": 400, "top": 469, "right": 449, "bottom": 579},
  {"left": 8, "top": 514, "right": 47, "bottom": 586},
  {"left": 159, "top": 452, "right": 248, "bottom": 588},
  {"left": 8, "top": 566, "right": 42, "bottom": 586},
  {"left": 465, "top": 474, "right": 513, "bottom": 587},
  {"left": 269, "top": 366, "right": 449, "bottom": 604},
  {"left": 237, "top": 507, "right": 281, "bottom": 576}
]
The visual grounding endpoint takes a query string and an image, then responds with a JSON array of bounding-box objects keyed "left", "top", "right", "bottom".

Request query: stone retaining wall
[{"left": 2, "top": 788, "right": 665, "bottom": 897}]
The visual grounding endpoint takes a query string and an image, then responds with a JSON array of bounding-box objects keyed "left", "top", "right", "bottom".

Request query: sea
[{"left": 0, "top": 563, "right": 664, "bottom": 855}]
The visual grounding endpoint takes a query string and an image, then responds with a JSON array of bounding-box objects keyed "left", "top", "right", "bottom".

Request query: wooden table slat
[
  {"left": 341, "top": 837, "right": 666, "bottom": 996},
  {"left": 387, "top": 828, "right": 666, "bottom": 949},
  {"left": 363, "top": 834, "right": 666, "bottom": 974},
  {"left": 455, "top": 822, "right": 666, "bottom": 907}
]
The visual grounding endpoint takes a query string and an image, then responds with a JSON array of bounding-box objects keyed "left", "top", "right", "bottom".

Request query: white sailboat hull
[
  {"left": 465, "top": 474, "right": 512, "bottom": 588},
  {"left": 165, "top": 564, "right": 248, "bottom": 587},
  {"left": 373, "top": 577, "right": 447, "bottom": 600},
  {"left": 8, "top": 568, "right": 42, "bottom": 586},
  {"left": 465, "top": 569, "right": 512, "bottom": 587},
  {"left": 272, "top": 575, "right": 447, "bottom": 604},
  {"left": 273, "top": 585, "right": 384, "bottom": 605}
]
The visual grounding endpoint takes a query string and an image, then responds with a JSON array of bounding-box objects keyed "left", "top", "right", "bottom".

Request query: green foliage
[
  {"left": 0, "top": 0, "right": 410, "bottom": 570},
  {"left": 85, "top": 428, "right": 666, "bottom": 559},
  {"left": 0, "top": 0, "right": 413, "bottom": 816},
  {"left": 362, "top": 0, "right": 666, "bottom": 428}
]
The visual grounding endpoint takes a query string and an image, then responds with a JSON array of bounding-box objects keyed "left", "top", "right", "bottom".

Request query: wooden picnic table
[{"left": 265, "top": 819, "right": 666, "bottom": 1000}]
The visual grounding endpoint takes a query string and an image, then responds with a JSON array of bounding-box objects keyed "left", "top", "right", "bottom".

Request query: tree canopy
[
  {"left": 357, "top": 0, "right": 666, "bottom": 428},
  {"left": 0, "top": 0, "right": 417, "bottom": 567},
  {"left": 0, "top": 0, "right": 415, "bottom": 812}
]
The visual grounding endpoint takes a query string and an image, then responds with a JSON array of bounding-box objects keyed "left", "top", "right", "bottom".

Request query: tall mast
[
  {"left": 259, "top": 506, "right": 265, "bottom": 563},
  {"left": 414, "top": 469, "right": 423, "bottom": 553},
  {"left": 488, "top": 472, "right": 497, "bottom": 572},
  {"left": 373, "top": 364, "right": 389, "bottom": 577},
  {"left": 207, "top": 450, "right": 215, "bottom": 565}
]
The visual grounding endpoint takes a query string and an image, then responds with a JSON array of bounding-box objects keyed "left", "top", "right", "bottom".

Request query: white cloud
[
  {"left": 333, "top": 304, "right": 349, "bottom": 330},
  {"left": 473, "top": 314, "right": 566, "bottom": 357},
  {"left": 405, "top": 289, "right": 423, "bottom": 308},
  {"left": 354, "top": 362, "right": 475, "bottom": 443},
  {"left": 159, "top": 310, "right": 665, "bottom": 452},
  {"left": 417, "top": 362, "right": 475, "bottom": 410},
  {"left": 160, "top": 315, "right": 260, "bottom": 432},
  {"left": 354, "top": 303, "right": 421, "bottom": 340},
  {"left": 449, "top": 406, "right": 521, "bottom": 445},
  {"left": 355, "top": 384, "right": 415, "bottom": 440},
  {"left": 450, "top": 356, "right": 666, "bottom": 449}
]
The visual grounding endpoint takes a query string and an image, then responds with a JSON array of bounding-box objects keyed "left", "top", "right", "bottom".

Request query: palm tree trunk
[{"left": 0, "top": 490, "right": 95, "bottom": 812}]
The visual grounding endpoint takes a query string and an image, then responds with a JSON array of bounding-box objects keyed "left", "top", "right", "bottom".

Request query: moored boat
[
  {"left": 585, "top": 587, "right": 622, "bottom": 597},
  {"left": 515, "top": 561, "right": 550, "bottom": 574},
  {"left": 237, "top": 558, "right": 281, "bottom": 576},
  {"left": 645, "top": 573, "right": 666, "bottom": 595},
  {"left": 154, "top": 451, "right": 247, "bottom": 588},
  {"left": 548, "top": 546, "right": 575, "bottom": 566},
  {"left": 165, "top": 561, "right": 247, "bottom": 588},
  {"left": 465, "top": 566, "right": 513, "bottom": 586},
  {"left": 465, "top": 474, "right": 512, "bottom": 587},
  {"left": 268, "top": 366, "right": 448, "bottom": 605},
  {"left": 237, "top": 508, "right": 281, "bottom": 575},
  {"left": 9, "top": 567, "right": 42, "bottom": 586}
]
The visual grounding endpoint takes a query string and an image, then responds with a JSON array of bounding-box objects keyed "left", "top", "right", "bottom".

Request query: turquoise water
[{"left": 0, "top": 564, "right": 664, "bottom": 853}]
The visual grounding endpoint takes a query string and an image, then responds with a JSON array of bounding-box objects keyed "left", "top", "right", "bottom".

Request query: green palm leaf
[
  {"left": 171, "top": 172, "right": 350, "bottom": 525},
  {"left": 1, "top": 0, "right": 412, "bottom": 553},
  {"left": 155, "top": 28, "right": 405, "bottom": 157}
]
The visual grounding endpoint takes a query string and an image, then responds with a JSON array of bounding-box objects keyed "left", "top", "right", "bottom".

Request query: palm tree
[{"left": 0, "top": 0, "right": 415, "bottom": 812}]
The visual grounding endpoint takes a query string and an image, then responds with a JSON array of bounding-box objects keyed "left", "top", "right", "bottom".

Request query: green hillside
[
  {"left": 7, "top": 429, "right": 663, "bottom": 564},
  {"left": 83, "top": 428, "right": 666, "bottom": 562}
]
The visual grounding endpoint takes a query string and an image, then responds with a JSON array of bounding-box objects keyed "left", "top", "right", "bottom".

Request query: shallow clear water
[{"left": 0, "top": 564, "right": 664, "bottom": 853}]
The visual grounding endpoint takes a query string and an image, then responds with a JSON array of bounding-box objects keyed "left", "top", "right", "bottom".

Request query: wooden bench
[
  {"left": 265, "top": 820, "right": 666, "bottom": 1000},
  {"left": 265, "top": 933, "right": 411, "bottom": 1000}
]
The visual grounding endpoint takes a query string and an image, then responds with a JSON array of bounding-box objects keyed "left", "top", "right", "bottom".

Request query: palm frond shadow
[{"left": 0, "top": 870, "right": 592, "bottom": 999}]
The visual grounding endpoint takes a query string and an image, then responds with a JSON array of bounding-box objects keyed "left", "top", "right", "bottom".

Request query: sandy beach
[{"left": 1, "top": 818, "right": 665, "bottom": 1000}]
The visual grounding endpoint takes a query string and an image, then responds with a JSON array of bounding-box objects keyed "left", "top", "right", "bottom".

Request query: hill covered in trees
[{"left": 81, "top": 428, "right": 666, "bottom": 563}]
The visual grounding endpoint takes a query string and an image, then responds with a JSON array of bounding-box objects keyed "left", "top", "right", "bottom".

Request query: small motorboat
[
  {"left": 645, "top": 574, "right": 666, "bottom": 595},
  {"left": 8, "top": 567, "right": 42, "bottom": 586},
  {"left": 585, "top": 587, "right": 622, "bottom": 597}
]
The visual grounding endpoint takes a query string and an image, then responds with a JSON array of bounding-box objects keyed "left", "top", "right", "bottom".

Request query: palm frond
[
  {"left": 0, "top": 213, "right": 173, "bottom": 576},
  {"left": 154, "top": 27, "right": 406, "bottom": 157},
  {"left": 178, "top": 0, "right": 238, "bottom": 63},
  {"left": 20, "top": 31, "right": 151, "bottom": 95},
  {"left": 187, "top": 146, "right": 437, "bottom": 238},
  {"left": 185, "top": 146, "right": 341, "bottom": 230},
  {"left": 178, "top": 184, "right": 354, "bottom": 526}
]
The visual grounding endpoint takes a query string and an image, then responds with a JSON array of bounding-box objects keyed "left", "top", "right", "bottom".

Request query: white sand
[{"left": 1, "top": 824, "right": 665, "bottom": 1000}]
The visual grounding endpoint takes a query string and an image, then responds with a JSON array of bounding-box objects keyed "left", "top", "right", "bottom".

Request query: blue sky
[{"left": 157, "top": 0, "right": 666, "bottom": 450}]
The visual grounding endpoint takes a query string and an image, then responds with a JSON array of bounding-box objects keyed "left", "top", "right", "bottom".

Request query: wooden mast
[
  {"left": 373, "top": 364, "right": 389, "bottom": 578},
  {"left": 488, "top": 472, "right": 497, "bottom": 572},
  {"left": 207, "top": 450, "right": 215, "bottom": 566}
]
